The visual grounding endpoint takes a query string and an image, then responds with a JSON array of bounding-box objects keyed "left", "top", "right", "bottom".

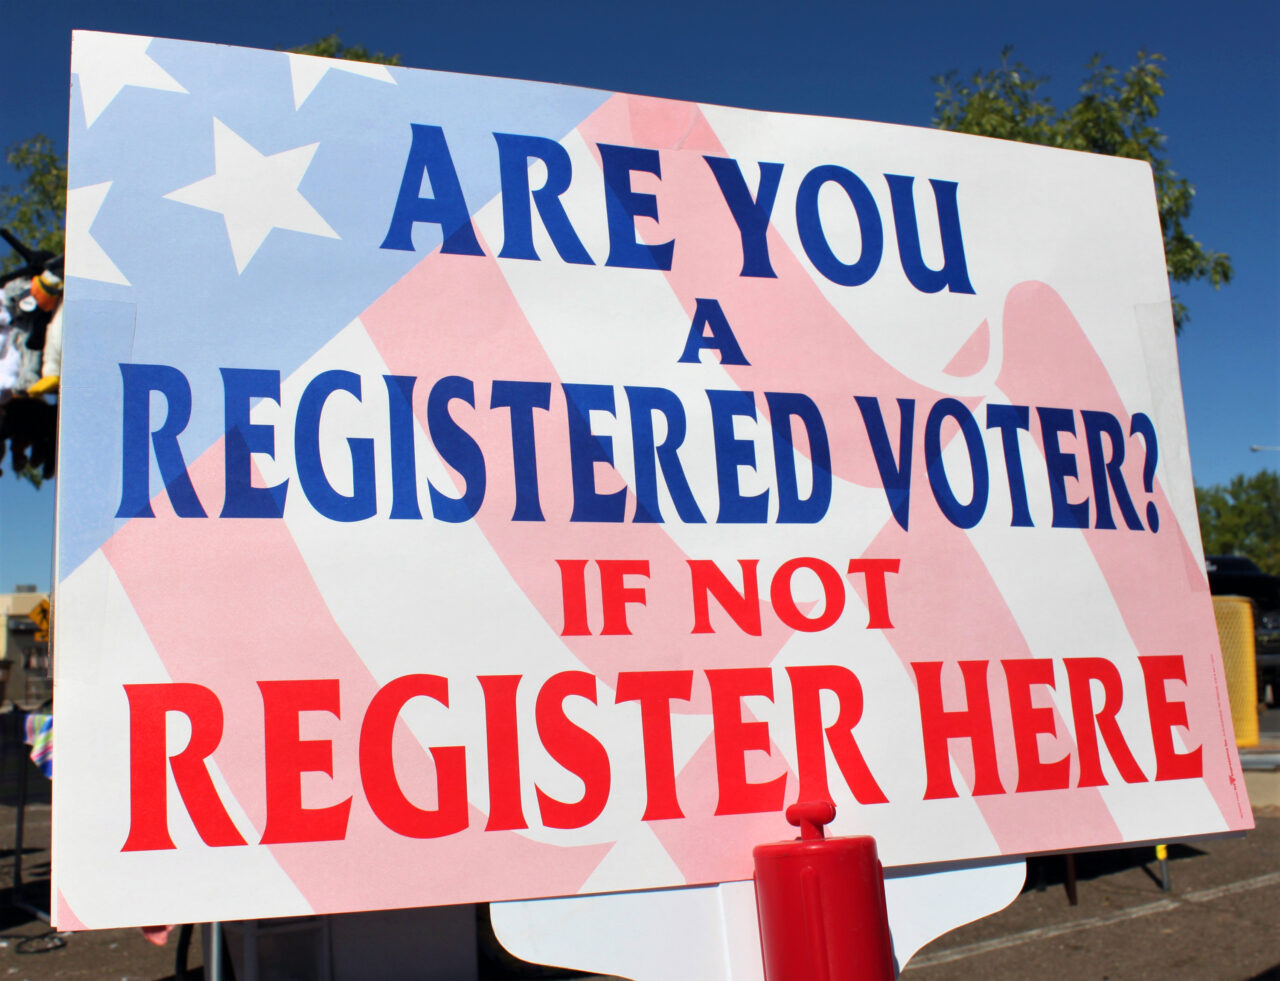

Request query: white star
[
  {"left": 65, "top": 182, "right": 130, "bottom": 285},
  {"left": 72, "top": 32, "right": 187, "bottom": 127},
  {"left": 286, "top": 52, "right": 396, "bottom": 110},
  {"left": 164, "top": 119, "right": 339, "bottom": 273}
]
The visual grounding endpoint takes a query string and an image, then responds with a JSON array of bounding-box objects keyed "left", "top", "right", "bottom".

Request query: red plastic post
[{"left": 752, "top": 800, "right": 894, "bottom": 981}]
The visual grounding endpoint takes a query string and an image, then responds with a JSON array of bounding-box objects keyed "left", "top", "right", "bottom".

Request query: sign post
[{"left": 55, "top": 32, "right": 1249, "bottom": 963}]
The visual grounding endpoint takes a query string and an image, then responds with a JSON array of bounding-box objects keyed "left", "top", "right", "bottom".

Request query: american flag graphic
[{"left": 53, "top": 32, "right": 1249, "bottom": 930}]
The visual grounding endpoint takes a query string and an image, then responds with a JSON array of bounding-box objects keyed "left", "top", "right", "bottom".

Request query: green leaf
[
  {"left": 0, "top": 135, "right": 66, "bottom": 273},
  {"left": 1197, "top": 471, "right": 1280, "bottom": 575},
  {"left": 288, "top": 34, "right": 401, "bottom": 65},
  {"left": 932, "top": 47, "right": 1231, "bottom": 333}
]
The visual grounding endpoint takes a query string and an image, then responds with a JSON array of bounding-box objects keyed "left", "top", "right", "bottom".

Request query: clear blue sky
[{"left": 1, "top": 0, "right": 1276, "bottom": 591}]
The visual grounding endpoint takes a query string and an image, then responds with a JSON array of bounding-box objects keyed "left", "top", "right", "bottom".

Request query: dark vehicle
[{"left": 1206, "top": 555, "right": 1280, "bottom": 703}]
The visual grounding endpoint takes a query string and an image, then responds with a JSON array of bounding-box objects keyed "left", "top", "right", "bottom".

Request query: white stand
[{"left": 492, "top": 857, "right": 1026, "bottom": 980}]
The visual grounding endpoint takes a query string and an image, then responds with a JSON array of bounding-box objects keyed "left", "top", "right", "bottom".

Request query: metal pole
[
  {"left": 1155, "top": 844, "right": 1171, "bottom": 892},
  {"left": 209, "top": 922, "right": 225, "bottom": 981},
  {"left": 10, "top": 712, "right": 48, "bottom": 921},
  {"left": 12, "top": 718, "right": 28, "bottom": 904}
]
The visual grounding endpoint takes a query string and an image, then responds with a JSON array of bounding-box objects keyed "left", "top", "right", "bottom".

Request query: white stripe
[
  {"left": 910, "top": 870, "right": 1280, "bottom": 968},
  {"left": 1181, "top": 870, "right": 1280, "bottom": 904}
]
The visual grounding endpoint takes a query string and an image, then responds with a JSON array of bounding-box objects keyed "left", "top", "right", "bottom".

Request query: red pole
[{"left": 753, "top": 801, "right": 894, "bottom": 981}]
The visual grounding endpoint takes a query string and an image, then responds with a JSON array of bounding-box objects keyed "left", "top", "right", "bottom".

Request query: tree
[
  {"left": 1197, "top": 470, "right": 1280, "bottom": 575},
  {"left": 0, "top": 135, "right": 66, "bottom": 275},
  {"left": 933, "top": 49, "right": 1231, "bottom": 331},
  {"left": 288, "top": 34, "right": 401, "bottom": 65},
  {"left": 1, "top": 137, "right": 65, "bottom": 486}
]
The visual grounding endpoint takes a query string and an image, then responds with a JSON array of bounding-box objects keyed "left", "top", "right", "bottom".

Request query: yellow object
[
  {"left": 30, "top": 271, "right": 62, "bottom": 311},
  {"left": 27, "top": 597, "right": 50, "bottom": 644},
  {"left": 26, "top": 375, "right": 59, "bottom": 396},
  {"left": 1213, "top": 595, "right": 1259, "bottom": 748},
  {"left": 1155, "top": 843, "right": 1168, "bottom": 861}
]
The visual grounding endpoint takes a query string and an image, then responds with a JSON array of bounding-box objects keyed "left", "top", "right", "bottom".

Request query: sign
[{"left": 54, "top": 31, "right": 1251, "bottom": 929}]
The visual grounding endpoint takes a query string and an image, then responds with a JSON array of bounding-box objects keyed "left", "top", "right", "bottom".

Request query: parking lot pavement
[
  {"left": 903, "top": 810, "right": 1280, "bottom": 981},
  {"left": 903, "top": 706, "right": 1280, "bottom": 980}
]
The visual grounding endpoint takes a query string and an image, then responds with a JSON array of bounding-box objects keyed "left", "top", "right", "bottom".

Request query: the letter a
[
  {"left": 381, "top": 124, "right": 484, "bottom": 256},
  {"left": 677, "top": 298, "right": 750, "bottom": 366}
]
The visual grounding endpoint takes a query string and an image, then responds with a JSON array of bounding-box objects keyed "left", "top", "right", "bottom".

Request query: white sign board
[{"left": 53, "top": 31, "right": 1249, "bottom": 929}]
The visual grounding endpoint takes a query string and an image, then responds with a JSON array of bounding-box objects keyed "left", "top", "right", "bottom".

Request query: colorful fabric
[{"left": 23, "top": 713, "right": 52, "bottom": 779}]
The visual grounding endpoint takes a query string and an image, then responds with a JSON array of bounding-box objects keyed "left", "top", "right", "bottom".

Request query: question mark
[{"left": 1129, "top": 413, "right": 1159, "bottom": 533}]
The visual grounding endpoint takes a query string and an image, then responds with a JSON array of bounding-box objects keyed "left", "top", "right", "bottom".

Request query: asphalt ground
[
  {"left": 902, "top": 811, "right": 1280, "bottom": 981},
  {"left": 0, "top": 706, "right": 1273, "bottom": 980},
  {"left": 906, "top": 704, "right": 1280, "bottom": 981}
]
